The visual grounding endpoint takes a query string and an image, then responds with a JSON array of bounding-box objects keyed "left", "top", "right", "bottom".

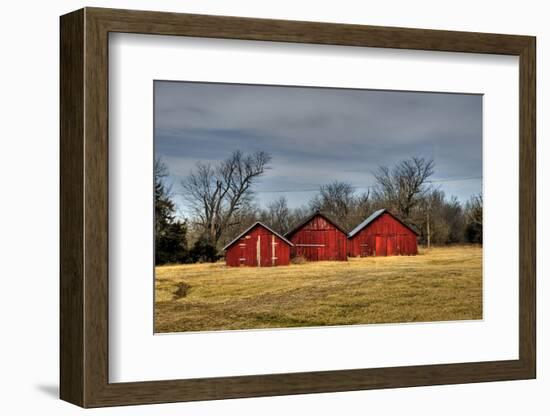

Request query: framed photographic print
[{"left": 60, "top": 7, "right": 536, "bottom": 408}]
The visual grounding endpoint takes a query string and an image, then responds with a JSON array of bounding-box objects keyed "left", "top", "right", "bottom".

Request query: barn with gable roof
[
  {"left": 285, "top": 211, "right": 348, "bottom": 261},
  {"left": 224, "top": 222, "right": 293, "bottom": 267},
  {"left": 347, "top": 209, "right": 418, "bottom": 257}
]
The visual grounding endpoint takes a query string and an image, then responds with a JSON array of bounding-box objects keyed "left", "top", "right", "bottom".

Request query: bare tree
[
  {"left": 308, "top": 181, "right": 371, "bottom": 230},
  {"left": 442, "top": 195, "right": 465, "bottom": 244},
  {"left": 373, "top": 157, "right": 435, "bottom": 221},
  {"left": 310, "top": 181, "right": 355, "bottom": 217},
  {"left": 287, "top": 205, "right": 314, "bottom": 230},
  {"left": 260, "top": 196, "right": 292, "bottom": 234},
  {"left": 181, "top": 150, "right": 271, "bottom": 247},
  {"left": 416, "top": 189, "right": 465, "bottom": 246}
]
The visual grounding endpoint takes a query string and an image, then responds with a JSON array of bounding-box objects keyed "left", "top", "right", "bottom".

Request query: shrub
[
  {"left": 189, "top": 237, "right": 222, "bottom": 263},
  {"left": 291, "top": 255, "right": 307, "bottom": 265}
]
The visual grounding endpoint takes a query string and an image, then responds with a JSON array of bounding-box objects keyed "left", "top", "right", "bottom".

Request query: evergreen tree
[
  {"left": 155, "top": 158, "right": 189, "bottom": 264},
  {"left": 189, "top": 236, "right": 220, "bottom": 263},
  {"left": 464, "top": 194, "right": 483, "bottom": 244},
  {"left": 156, "top": 221, "right": 189, "bottom": 264}
]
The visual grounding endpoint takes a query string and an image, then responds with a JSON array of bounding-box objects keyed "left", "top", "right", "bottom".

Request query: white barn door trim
[{"left": 256, "top": 235, "right": 261, "bottom": 267}]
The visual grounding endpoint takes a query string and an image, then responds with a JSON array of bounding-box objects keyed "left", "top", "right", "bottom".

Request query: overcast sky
[{"left": 154, "top": 81, "right": 482, "bottom": 215}]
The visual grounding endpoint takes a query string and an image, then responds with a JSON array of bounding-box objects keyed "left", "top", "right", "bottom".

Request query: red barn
[
  {"left": 348, "top": 209, "right": 418, "bottom": 257},
  {"left": 285, "top": 212, "right": 348, "bottom": 261},
  {"left": 224, "top": 222, "right": 293, "bottom": 267}
]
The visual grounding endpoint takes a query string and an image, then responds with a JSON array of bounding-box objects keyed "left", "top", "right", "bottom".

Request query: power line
[
  {"left": 255, "top": 176, "right": 482, "bottom": 194},
  {"left": 427, "top": 176, "right": 482, "bottom": 184}
]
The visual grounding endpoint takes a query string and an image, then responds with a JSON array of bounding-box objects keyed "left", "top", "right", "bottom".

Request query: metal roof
[
  {"left": 347, "top": 209, "right": 386, "bottom": 238},
  {"left": 348, "top": 209, "right": 420, "bottom": 237},
  {"left": 223, "top": 221, "right": 294, "bottom": 251}
]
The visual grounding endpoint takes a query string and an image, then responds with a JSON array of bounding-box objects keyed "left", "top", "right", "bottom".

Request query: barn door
[
  {"left": 239, "top": 240, "right": 247, "bottom": 266},
  {"left": 386, "top": 235, "right": 396, "bottom": 256},
  {"left": 360, "top": 241, "right": 370, "bottom": 257},
  {"left": 311, "top": 230, "right": 322, "bottom": 261},
  {"left": 375, "top": 235, "right": 387, "bottom": 256},
  {"left": 271, "top": 234, "right": 277, "bottom": 266},
  {"left": 256, "top": 235, "right": 261, "bottom": 267},
  {"left": 257, "top": 233, "right": 278, "bottom": 267},
  {"left": 396, "top": 234, "right": 405, "bottom": 255}
]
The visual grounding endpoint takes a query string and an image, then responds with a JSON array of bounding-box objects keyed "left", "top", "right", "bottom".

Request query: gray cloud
[{"left": 155, "top": 81, "right": 482, "bottom": 212}]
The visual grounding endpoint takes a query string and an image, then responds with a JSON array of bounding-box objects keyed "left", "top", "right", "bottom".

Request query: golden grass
[{"left": 155, "top": 245, "right": 482, "bottom": 333}]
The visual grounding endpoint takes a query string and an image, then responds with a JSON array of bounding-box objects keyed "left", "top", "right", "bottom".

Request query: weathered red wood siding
[
  {"left": 225, "top": 224, "right": 291, "bottom": 267},
  {"left": 348, "top": 212, "right": 418, "bottom": 257},
  {"left": 288, "top": 215, "right": 347, "bottom": 261}
]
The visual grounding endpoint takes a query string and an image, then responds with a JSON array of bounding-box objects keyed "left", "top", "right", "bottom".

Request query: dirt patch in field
[{"left": 173, "top": 282, "right": 191, "bottom": 299}]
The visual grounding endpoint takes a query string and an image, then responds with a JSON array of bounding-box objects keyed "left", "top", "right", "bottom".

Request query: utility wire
[{"left": 255, "top": 176, "right": 482, "bottom": 194}]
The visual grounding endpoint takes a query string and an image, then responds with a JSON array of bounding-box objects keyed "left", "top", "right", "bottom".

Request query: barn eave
[
  {"left": 284, "top": 211, "right": 348, "bottom": 238},
  {"left": 223, "top": 221, "right": 294, "bottom": 251}
]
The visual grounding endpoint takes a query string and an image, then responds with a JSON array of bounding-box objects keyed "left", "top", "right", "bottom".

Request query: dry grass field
[{"left": 155, "top": 245, "right": 482, "bottom": 333}]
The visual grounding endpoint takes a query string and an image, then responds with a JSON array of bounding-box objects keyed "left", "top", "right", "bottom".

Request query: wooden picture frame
[{"left": 60, "top": 7, "right": 536, "bottom": 408}]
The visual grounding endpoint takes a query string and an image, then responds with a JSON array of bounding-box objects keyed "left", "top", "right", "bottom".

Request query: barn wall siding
[
  {"left": 348, "top": 213, "right": 418, "bottom": 257},
  {"left": 225, "top": 224, "right": 291, "bottom": 267},
  {"left": 288, "top": 215, "right": 347, "bottom": 261}
]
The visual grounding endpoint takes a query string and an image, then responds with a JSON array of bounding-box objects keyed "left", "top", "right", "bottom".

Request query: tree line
[{"left": 155, "top": 151, "right": 482, "bottom": 265}]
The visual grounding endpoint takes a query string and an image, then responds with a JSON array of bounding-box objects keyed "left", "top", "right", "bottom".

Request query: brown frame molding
[{"left": 60, "top": 7, "right": 536, "bottom": 408}]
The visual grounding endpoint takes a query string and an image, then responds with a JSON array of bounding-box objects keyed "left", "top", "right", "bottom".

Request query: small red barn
[
  {"left": 348, "top": 209, "right": 418, "bottom": 257},
  {"left": 285, "top": 212, "right": 348, "bottom": 261},
  {"left": 224, "top": 222, "right": 293, "bottom": 267}
]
